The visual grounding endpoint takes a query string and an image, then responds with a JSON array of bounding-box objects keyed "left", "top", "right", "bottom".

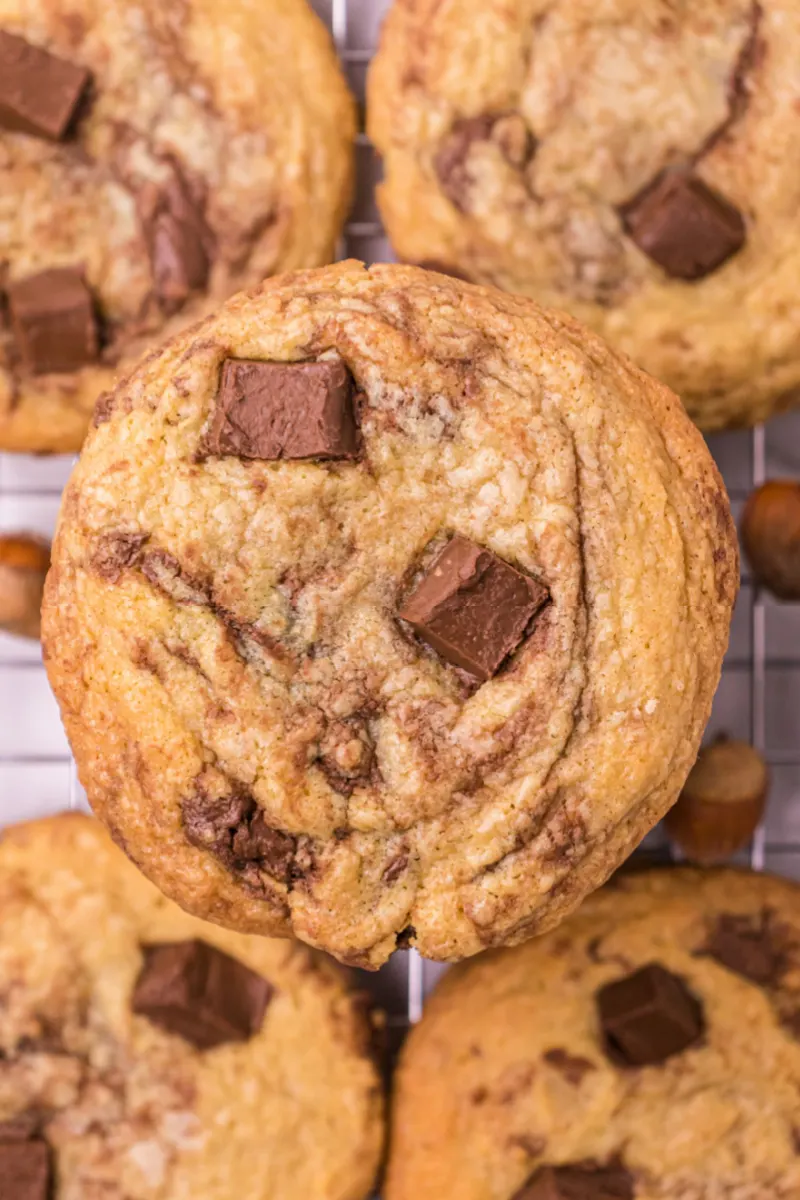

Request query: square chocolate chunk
[
  {"left": 132, "top": 939, "right": 274, "bottom": 1050},
  {"left": 7, "top": 267, "right": 99, "bottom": 375},
  {"left": 621, "top": 170, "right": 746, "bottom": 281},
  {"left": 206, "top": 359, "right": 358, "bottom": 461},
  {"left": 596, "top": 962, "right": 704, "bottom": 1066},
  {"left": 398, "top": 535, "right": 549, "bottom": 681},
  {"left": 0, "top": 1141, "right": 51, "bottom": 1200},
  {"left": 0, "top": 30, "right": 90, "bottom": 141}
]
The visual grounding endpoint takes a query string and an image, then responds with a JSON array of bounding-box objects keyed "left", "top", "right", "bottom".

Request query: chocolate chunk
[
  {"left": 398, "top": 535, "right": 549, "bottom": 681},
  {"left": 704, "top": 911, "right": 785, "bottom": 985},
  {"left": 182, "top": 785, "right": 297, "bottom": 888},
  {"left": 141, "top": 171, "right": 212, "bottom": 315},
  {"left": 0, "top": 1114, "right": 40, "bottom": 1143},
  {"left": 0, "top": 1141, "right": 51, "bottom": 1200},
  {"left": 597, "top": 963, "right": 704, "bottom": 1066},
  {"left": 0, "top": 30, "right": 90, "bottom": 141},
  {"left": 206, "top": 359, "right": 358, "bottom": 462},
  {"left": 514, "top": 1162, "right": 634, "bottom": 1199},
  {"left": 382, "top": 848, "right": 410, "bottom": 885},
  {"left": 620, "top": 170, "right": 745, "bottom": 280},
  {"left": 91, "top": 531, "right": 148, "bottom": 583},
  {"left": 231, "top": 810, "right": 297, "bottom": 878},
  {"left": 132, "top": 939, "right": 273, "bottom": 1050},
  {"left": 7, "top": 267, "right": 99, "bottom": 374},
  {"left": 435, "top": 115, "right": 497, "bottom": 210},
  {"left": 435, "top": 113, "right": 535, "bottom": 211},
  {"left": 543, "top": 1048, "right": 595, "bottom": 1085}
]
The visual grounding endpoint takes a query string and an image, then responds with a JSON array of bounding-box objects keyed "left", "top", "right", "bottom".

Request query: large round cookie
[
  {"left": 0, "top": 813, "right": 384, "bottom": 1199},
  {"left": 368, "top": 0, "right": 800, "bottom": 430},
  {"left": 386, "top": 867, "right": 800, "bottom": 1200},
  {"left": 0, "top": 0, "right": 355, "bottom": 453},
  {"left": 42, "top": 260, "right": 737, "bottom": 968}
]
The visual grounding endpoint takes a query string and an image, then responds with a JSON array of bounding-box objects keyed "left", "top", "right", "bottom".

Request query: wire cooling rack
[{"left": 1, "top": 0, "right": 799, "bottom": 1075}]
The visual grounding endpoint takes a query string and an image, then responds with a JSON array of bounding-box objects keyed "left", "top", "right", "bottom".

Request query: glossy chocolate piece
[
  {"left": 132, "top": 939, "right": 273, "bottom": 1050},
  {"left": 398, "top": 534, "right": 548, "bottom": 680},
  {"left": 206, "top": 359, "right": 358, "bottom": 461}
]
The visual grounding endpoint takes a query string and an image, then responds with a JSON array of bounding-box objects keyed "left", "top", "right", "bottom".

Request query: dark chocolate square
[
  {"left": 206, "top": 359, "right": 358, "bottom": 461},
  {"left": 596, "top": 962, "right": 704, "bottom": 1066},
  {"left": 398, "top": 534, "right": 549, "bottom": 681},
  {"left": 0, "top": 30, "right": 90, "bottom": 141},
  {"left": 7, "top": 267, "right": 99, "bottom": 374},
  {"left": 621, "top": 170, "right": 746, "bottom": 280},
  {"left": 0, "top": 1141, "right": 51, "bottom": 1200},
  {"left": 132, "top": 939, "right": 274, "bottom": 1050}
]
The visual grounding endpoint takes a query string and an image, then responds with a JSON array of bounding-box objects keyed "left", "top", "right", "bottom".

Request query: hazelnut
[
  {"left": 740, "top": 479, "right": 800, "bottom": 600},
  {"left": 0, "top": 534, "right": 51, "bottom": 640},
  {"left": 664, "top": 738, "right": 768, "bottom": 864}
]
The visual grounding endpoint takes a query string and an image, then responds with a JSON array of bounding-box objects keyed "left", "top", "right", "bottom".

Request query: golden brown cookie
[
  {"left": 368, "top": 0, "right": 800, "bottom": 430},
  {"left": 43, "top": 261, "right": 737, "bottom": 968},
  {"left": 0, "top": 0, "right": 356, "bottom": 453},
  {"left": 0, "top": 813, "right": 384, "bottom": 1200},
  {"left": 386, "top": 867, "right": 800, "bottom": 1200}
]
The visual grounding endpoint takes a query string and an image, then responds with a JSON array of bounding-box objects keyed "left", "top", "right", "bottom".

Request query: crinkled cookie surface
[
  {"left": 43, "top": 261, "right": 737, "bottom": 968},
  {"left": 0, "top": 0, "right": 355, "bottom": 451},
  {"left": 368, "top": 0, "right": 800, "bottom": 430},
  {"left": 0, "top": 814, "right": 383, "bottom": 1200},
  {"left": 386, "top": 867, "right": 800, "bottom": 1200}
]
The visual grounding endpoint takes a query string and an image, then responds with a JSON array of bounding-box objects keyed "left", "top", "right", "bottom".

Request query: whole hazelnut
[
  {"left": 740, "top": 479, "right": 800, "bottom": 600},
  {"left": 664, "top": 738, "right": 768, "bottom": 864},
  {"left": 0, "top": 534, "right": 51, "bottom": 640}
]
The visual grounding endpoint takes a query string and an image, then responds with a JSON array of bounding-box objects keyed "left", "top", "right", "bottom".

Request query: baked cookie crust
[
  {"left": 386, "top": 867, "right": 800, "bottom": 1200},
  {"left": 368, "top": 0, "right": 800, "bottom": 430},
  {"left": 0, "top": 813, "right": 384, "bottom": 1200},
  {"left": 43, "top": 261, "right": 737, "bottom": 968},
  {"left": 0, "top": 0, "right": 356, "bottom": 452}
]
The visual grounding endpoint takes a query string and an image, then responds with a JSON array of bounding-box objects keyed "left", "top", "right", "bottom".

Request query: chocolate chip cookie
[
  {"left": 386, "top": 867, "right": 800, "bottom": 1200},
  {"left": 42, "top": 261, "right": 737, "bottom": 968},
  {"left": 0, "top": 0, "right": 356, "bottom": 453},
  {"left": 368, "top": 0, "right": 800, "bottom": 430},
  {"left": 0, "top": 813, "right": 384, "bottom": 1200}
]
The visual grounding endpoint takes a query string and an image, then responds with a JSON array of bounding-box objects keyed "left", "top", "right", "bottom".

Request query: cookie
[
  {"left": 368, "top": 0, "right": 800, "bottom": 430},
  {"left": 42, "top": 260, "right": 737, "bottom": 968},
  {"left": 386, "top": 867, "right": 800, "bottom": 1200},
  {"left": 0, "top": 0, "right": 356, "bottom": 453},
  {"left": 0, "top": 813, "right": 384, "bottom": 1199}
]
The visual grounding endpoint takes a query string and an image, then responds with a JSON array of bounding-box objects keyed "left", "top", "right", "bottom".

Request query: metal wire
[{"left": 749, "top": 425, "right": 768, "bottom": 870}]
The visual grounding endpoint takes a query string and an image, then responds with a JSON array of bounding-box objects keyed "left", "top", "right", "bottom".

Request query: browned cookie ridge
[
  {"left": 43, "top": 261, "right": 737, "bottom": 968},
  {"left": 0, "top": 0, "right": 356, "bottom": 453},
  {"left": 369, "top": 0, "right": 800, "bottom": 430}
]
